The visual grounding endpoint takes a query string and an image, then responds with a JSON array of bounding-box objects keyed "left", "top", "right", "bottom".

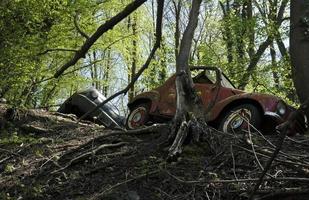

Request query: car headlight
[
  {"left": 276, "top": 101, "right": 286, "bottom": 116},
  {"left": 90, "top": 90, "right": 99, "bottom": 99}
]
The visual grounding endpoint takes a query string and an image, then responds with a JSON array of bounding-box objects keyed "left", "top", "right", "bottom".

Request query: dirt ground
[{"left": 1, "top": 103, "right": 309, "bottom": 200}]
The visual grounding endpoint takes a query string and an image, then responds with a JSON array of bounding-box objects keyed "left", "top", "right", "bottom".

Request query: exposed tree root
[
  {"left": 1, "top": 104, "right": 309, "bottom": 200},
  {"left": 51, "top": 142, "right": 128, "bottom": 174}
]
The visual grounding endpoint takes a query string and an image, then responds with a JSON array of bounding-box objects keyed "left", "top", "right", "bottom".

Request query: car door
[{"left": 192, "top": 69, "right": 220, "bottom": 111}]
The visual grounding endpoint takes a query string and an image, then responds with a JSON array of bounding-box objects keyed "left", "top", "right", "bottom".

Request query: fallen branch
[
  {"left": 255, "top": 188, "right": 309, "bottom": 200},
  {"left": 91, "top": 169, "right": 161, "bottom": 200},
  {"left": 20, "top": 124, "right": 50, "bottom": 134},
  {"left": 249, "top": 99, "right": 309, "bottom": 199},
  {"left": 166, "top": 169, "right": 309, "bottom": 184},
  {"left": 51, "top": 142, "right": 128, "bottom": 174}
]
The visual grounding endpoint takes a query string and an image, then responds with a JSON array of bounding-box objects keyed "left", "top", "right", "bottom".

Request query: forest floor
[{"left": 1, "top": 103, "right": 309, "bottom": 200}]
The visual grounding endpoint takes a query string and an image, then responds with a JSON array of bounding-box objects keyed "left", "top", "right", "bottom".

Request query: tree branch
[
  {"left": 74, "top": 13, "right": 90, "bottom": 39},
  {"left": 249, "top": 99, "right": 309, "bottom": 199},
  {"left": 238, "top": 0, "right": 289, "bottom": 89},
  {"left": 78, "top": 0, "right": 164, "bottom": 122},
  {"left": 37, "top": 48, "right": 78, "bottom": 56},
  {"left": 54, "top": 0, "right": 148, "bottom": 78}
]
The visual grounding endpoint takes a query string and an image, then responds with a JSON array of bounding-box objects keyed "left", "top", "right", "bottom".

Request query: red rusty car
[{"left": 126, "top": 66, "right": 306, "bottom": 135}]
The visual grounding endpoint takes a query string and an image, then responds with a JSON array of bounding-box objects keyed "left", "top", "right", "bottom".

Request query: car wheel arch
[
  {"left": 128, "top": 98, "right": 153, "bottom": 111},
  {"left": 211, "top": 98, "right": 264, "bottom": 127}
]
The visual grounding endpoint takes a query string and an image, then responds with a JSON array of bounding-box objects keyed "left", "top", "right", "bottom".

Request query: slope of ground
[{"left": 0, "top": 103, "right": 309, "bottom": 200}]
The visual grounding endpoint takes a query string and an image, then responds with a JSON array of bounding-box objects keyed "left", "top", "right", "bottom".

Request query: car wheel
[
  {"left": 126, "top": 103, "right": 150, "bottom": 130},
  {"left": 218, "top": 104, "right": 261, "bottom": 134}
]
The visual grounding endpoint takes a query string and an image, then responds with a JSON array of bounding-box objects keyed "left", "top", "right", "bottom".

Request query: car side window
[
  {"left": 192, "top": 71, "right": 213, "bottom": 84},
  {"left": 205, "top": 70, "right": 217, "bottom": 84}
]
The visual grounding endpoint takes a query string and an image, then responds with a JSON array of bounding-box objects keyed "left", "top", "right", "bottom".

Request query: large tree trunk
[
  {"left": 219, "top": 1, "right": 234, "bottom": 64},
  {"left": 168, "top": 0, "right": 207, "bottom": 159},
  {"left": 128, "top": 14, "right": 138, "bottom": 102},
  {"left": 270, "top": 42, "right": 280, "bottom": 90},
  {"left": 290, "top": 1, "right": 309, "bottom": 108},
  {"left": 173, "top": 0, "right": 182, "bottom": 60}
]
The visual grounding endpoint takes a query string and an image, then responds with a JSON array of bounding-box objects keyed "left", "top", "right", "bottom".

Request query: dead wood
[
  {"left": 1, "top": 103, "right": 309, "bottom": 200},
  {"left": 168, "top": 0, "right": 210, "bottom": 161},
  {"left": 51, "top": 142, "right": 128, "bottom": 174},
  {"left": 249, "top": 99, "right": 309, "bottom": 199},
  {"left": 20, "top": 124, "right": 50, "bottom": 134}
]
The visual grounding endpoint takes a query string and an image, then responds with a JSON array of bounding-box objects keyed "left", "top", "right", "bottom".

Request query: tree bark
[
  {"left": 238, "top": 0, "right": 288, "bottom": 89},
  {"left": 270, "top": 42, "right": 280, "bottom": 89},
  {"left": 103, "top": 49, "right": 111, "bottom": 96},
  {"left": 219, "top": 1, "right": 234, "bottom": 64},
  {"left": 168, "top": 0, "right": 207, "bottom": 159},
  {"left": 290, "top": 0, "right": 309, "bottom": 110},
  {"left": 129, "top": 14, "right": 138, "bottom": 102},
  {"left": 173, "top": 0, "right": 182, "bottom": 60}
]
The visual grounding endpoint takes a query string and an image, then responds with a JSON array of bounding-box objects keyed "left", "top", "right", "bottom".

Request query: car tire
[
  {"left": 218, "top": 104, "right": 261, "bottom": 134},
  {"left": 126, "top": 103, "right": 151, "bottom": 130}
]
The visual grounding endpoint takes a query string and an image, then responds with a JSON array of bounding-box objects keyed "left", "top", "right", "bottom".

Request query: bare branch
[
  {"left": 54, "top": 0, "right": 148, "bottom": 78},
  {"left": 238, "top": 0, "right": 289, "bottom": 89},
  {"left": 78, "top": 0, "right": 164, "bottom": 122},
  {"left": 249, "top": 99, "right": 309, "bottom": 199},
  {"left": 74, "top": 13, "right": 90, "bottom": 39},
  {"left": 37, "top": 48, "right": 78, "bottom": 56}
]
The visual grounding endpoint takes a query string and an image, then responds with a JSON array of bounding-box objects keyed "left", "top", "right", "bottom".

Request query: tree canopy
[{"left": 0, "top": 0, "right": 300, "bottom": 110}]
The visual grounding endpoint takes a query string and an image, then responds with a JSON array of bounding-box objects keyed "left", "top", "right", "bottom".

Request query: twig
[
  {"left": 51, "top": 142, "right": 128, "bottom": 174},
  {"left": 235, "top": 145, "right": 309, "bottom": 168},
  {"left": 78, "top": 0, "right": 164, "bottom": 121},
  {"left": 165, "top": 170, "right": 309, "bottom": 184},
  {"left": 230, "top": 145, "right": 238, "bottom": 180},
  {"left": 0, "top": 148, "right": 21, "bottom": 157},
  {"left": 249, "top": 99, "right": 309, "bottom": 199},
  {"left": 74, "top": 13, "right": 90, "bottom": 39},
  {"left": 255, "top": 188, "right": 309, "bottom": 200},
  {"left": 0, "top": 156, "right": 11, "bottom": 164},
  {"left": 54, "top": 0, "right": 148, "bottom": 78},
  {"left": 91, "top": 169, "right": 160, "bottom": 200},
  {"left": 37, "top": 48, "right": 77, "bottom": 56},
  {"left": 20, "top": 124, "right": 50, "bottom": 134}
]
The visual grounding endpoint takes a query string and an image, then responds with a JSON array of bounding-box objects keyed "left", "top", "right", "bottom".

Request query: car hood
[{"left": 229, "top": 88, "right": 281, "bottom": 102}]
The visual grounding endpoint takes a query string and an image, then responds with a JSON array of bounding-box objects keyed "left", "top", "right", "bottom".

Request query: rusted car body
[
  {"left": 58, "top": 88, "right": 125, "bottom": 129},
  {"left": 126, "top": 66, "right": 306, "bottom": 135}
]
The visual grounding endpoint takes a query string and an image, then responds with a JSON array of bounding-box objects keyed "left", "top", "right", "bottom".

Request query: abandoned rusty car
[{"left": 126, "top": 66, "right": 307, "bottom": 135}]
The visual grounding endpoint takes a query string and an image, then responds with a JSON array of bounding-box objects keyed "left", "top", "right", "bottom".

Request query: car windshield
[
  {"left": 221, "top": 73, "right": 235, "bottom": 89},
  {"left": 192, "top": 69, "right": 217, "bottom": 84},
  {"left": 96, "top": 93, "right": 120, "bottom": 114},
  {"left": 191, "top": 68, "right": 236, "bottom": 89}
]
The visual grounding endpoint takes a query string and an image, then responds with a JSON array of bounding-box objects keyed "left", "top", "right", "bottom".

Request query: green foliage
[
  {"left": 0, "top": 131, "right": 39, "bottom": 145},
  {"left": 0, "top": 0, "right": 297, "bottom": 108},
  {"left": 4, "top": 163, "right": 15, "bottom": 173}
]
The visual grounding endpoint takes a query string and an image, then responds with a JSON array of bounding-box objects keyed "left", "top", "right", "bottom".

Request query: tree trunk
[
  {"left": 270, "top": 42, "right": 280, "bottom": 89},
  {"left": 93, "top": 51, "right": 99, "bottom": 89},
  {"left": 173, "top": 0, "right": 182, "bottom": 60},
  {"left": 239, "top": 0, "right": 288, "bottom": 89},
  {"left": 168, "top": 0, "right": 208, "bottom": 159},
  {"left": 103, "top": 49, "right": 111, "bottom": 96},
  {"left": 129, "top": 14, "right": 138, "bottom": 102},
  {"left": 247, "top": 0, "right": 254, "bottom": 59},
  {"left": 219, "top": 1, "right": 234, "bottom": 64},
  {"left": 290, "top": 0, "right": 309, "bottom": 113},
  {"left": 290, "top": 1, "right": 309, "bottom": 98}
]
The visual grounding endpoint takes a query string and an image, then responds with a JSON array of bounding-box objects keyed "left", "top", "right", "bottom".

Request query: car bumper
[
  {"left": 264, "top": 111, "right": 283, "bottom": 121},
  {"left": 264, "top": 111, "right": 307, "bottom": 135}
]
